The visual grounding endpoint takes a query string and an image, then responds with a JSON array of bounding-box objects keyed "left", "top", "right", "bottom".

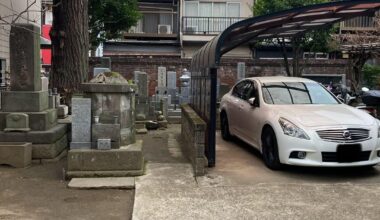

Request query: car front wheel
[
  {"left": 262, "top": 127, "right": 283, "bottom": 170},
  {"left": 221, "top": 112, "right": 232, "bottom": 141}
]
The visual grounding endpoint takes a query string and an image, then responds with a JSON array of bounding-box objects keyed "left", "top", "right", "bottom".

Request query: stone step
[
  {"left": 168, "top": 111, "right": 181, "bottom": 117},
  {"left": 68, "top": 177, "right": 135, "bottom": 189}
]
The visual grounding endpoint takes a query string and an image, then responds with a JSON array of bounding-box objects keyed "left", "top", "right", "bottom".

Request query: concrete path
[{"left": 133, "top": 125, "right": 380, "bottom": 220}]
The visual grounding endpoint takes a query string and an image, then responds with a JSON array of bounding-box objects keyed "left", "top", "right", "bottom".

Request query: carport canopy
[
  {"left": 191, "top": 0, "right": 380, "bottom": 72},
  {"left": 189, "top": 0, "right": 380, "bottom": 167}
]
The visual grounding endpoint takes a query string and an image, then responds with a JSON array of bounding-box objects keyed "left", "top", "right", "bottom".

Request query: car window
[
  {"left": 262, "top": 82, "right": 339, "bottom": 105},
  {"left": 232, "top": 80, "right": 252, "bottom": 100},
  {"left": 232, "top": 81, "right": 245, "bottom": 98}
]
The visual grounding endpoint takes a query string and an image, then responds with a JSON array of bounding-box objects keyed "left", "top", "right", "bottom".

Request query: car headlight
[
  {"left": 279, "top": 118, "right": 310, "bottom": 140},
  {"left": 376, "top": 119, "right": 380, "bottom": 138}
]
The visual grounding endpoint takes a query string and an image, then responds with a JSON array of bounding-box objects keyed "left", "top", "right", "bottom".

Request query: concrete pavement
[{"left": 133, "top": 125, "right": 380, "bottom": 220}]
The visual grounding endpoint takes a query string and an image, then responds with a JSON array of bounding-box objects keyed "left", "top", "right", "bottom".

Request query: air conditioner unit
[
  {"left": 185, "top": 26, "right": 198, "bottom": 34},
  {"left": 158, "top": 24, "right": 172, "bottom": 34}
]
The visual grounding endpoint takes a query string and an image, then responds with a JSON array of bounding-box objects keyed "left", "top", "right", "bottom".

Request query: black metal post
[{"left": 208, "top": 67, "right": 217, "bottom": 167}]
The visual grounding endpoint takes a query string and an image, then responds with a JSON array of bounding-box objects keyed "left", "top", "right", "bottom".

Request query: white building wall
[{"left": 0, "top": 0, "right": 41, "bottom": 72}]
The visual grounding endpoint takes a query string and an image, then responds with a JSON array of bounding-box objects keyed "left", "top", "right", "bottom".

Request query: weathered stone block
[
  {"left": 0, "top": 124, "right": 67, "bottom": 144},
  {"left": 67, "top": 140, "right": 144, "bottom": 172},
  {"left": 92, "top": 123, "right": 121, "bottom": 142},
  {"left": 57, "top": 105, "right": 68, "bottom": 118},
  {"left": 32, "top": 134, "right": 68, "bottom": 159},
  {"left": 0, "top": 110, "right": 57, "bottom": 131},
  {"left": 0, "top": 142, "right": 32, "bottom": 168},
  {"left": 48, "top": 95, "right": 56, "bottom": 109},
  {"left": 1, "top": 91, "right": 49, "bottom": 112},
  {"left": 10, "top": 24, "right": 41, "bottom": 92},
  {"left": 97, "top": 138, "right": 111, "bottom": 150},
  {"left": 4, "top": 113, "right": 30, "bottom": 132}
]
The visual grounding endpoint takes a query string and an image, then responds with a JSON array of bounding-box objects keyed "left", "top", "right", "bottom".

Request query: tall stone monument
[{"left": 0, "top": 24, "right": 68, "bottom": 167}]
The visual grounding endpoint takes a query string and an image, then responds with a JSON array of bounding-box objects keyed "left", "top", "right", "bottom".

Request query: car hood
[{"left": 272, "top": 104, "right": 376, "bottom": 127}]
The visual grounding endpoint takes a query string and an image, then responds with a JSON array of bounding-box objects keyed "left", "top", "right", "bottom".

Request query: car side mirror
[{"left": 248, "top": 97, "right": 256, "bottom": 106}]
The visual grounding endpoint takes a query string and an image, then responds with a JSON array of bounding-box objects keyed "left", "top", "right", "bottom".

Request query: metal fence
[
  {"left": 182, "top": 16, "right": 245, "bottom": 35},
  {"left": 190, "top": 67, "right": 217, "bottom": 167}
]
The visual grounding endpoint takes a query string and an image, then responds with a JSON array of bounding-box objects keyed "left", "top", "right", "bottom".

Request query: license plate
[{"left": 336, "top": 144, "right": 362, "bottom": 163}]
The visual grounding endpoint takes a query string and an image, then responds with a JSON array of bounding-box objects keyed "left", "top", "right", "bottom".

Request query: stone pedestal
[
  {"left": 67, "top": 72, "right": 143, "bottom": 178},
  {"left": 0, "top": 142, "right": 32, "bottom": 168},
  {"left": 67, "top": 133, "right": 144, "bottom": 177}
]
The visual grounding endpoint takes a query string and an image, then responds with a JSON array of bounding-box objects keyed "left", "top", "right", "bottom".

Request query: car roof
[{"left": 246, "top": 76, "right": 316, "bottom": 84}]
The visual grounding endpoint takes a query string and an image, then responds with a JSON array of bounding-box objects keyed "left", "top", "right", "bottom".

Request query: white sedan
[{"left": 220, "top": 76, "right": 380, "bottom": 170}]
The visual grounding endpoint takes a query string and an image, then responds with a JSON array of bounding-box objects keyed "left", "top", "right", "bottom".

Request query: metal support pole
[{"left": 208, "top": 67, "right": 217, "bottom": 167}]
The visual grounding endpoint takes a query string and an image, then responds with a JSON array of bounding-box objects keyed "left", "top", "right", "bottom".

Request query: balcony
[
  {"left": 125, "top": 12, "right": 179, "bottom": 40},
  {"left": 182, "top": 16, "right": 245, "bottom": 35},
  {"left": 340, "top": 16, "right": 377, "bottom": 31}
]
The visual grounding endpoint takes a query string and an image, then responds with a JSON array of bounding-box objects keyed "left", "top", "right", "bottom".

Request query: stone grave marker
[
  {"left": 157, "top": 66, "right": 167, "bottom": 88},
  {"left": 41, "top": 77, "right": 48, "bottom": 91},
  {"left": 237, "top": 62, "right": 246, "bottom": 82},
  {"left": 100, "top": 57, "right": 112, "bottom": 69},
  {"left": 167, "top": 71, "right": 177, "bottom": 89},
  {"left": 70, "top": 98, "right": 92, "bottom": 149},
  {"left": 10, "top": 24, "right": 41, "bottom": 91},
  {"left": 137, "top": 72, "right": 148, "bottom": 98}
]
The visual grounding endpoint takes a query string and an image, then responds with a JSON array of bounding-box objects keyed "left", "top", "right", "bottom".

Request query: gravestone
[
  {"left": 237, "top": 62, "right": 246, "bottom": 82},
  {"left": 157, "top": 66, "right": 167, "bottom": 88},
  {"left": 0, "top": 23, "right": 68, "bottom": 162},
  {"left": 167, "top": 71, "right": 177, "bottom": 89},
  {"left": 137, "top": 72, "right": 148, "bottom": 98},
  {"left": 70, "top": 98, "right": 92, "bottom": 149},
  {"left": 100, "top": 57, "right": 112, "bottom": 69},
  {"left": 133, "top": 71, "right": 141, "bottom": 83},
  {"left": 10, "top": 24, "right": 41, "bottom": 91},
  {"left": 41, "top": 77, "right": 48, "bottom": 91}
]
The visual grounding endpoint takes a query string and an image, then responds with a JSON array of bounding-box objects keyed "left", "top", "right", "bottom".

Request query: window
[
  {"left": 184, "top": 1, "right": 241, "bottom": 33},
  {"left": 0, "top": 59, "right": 5, "bottom": 87},
  {"left": 184, "top": 1, "right": 240, "bottom": 17}
]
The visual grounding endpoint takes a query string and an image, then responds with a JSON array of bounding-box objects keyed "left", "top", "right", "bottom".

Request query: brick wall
[
  {"left": 90, "top": 57, "right": 351, "bottom": 95},
  {"left": 180, "top": 104, "right": 207, "bottom": 176}
]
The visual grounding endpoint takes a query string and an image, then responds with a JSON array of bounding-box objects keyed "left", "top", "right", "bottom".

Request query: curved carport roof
[
  {"left": 191, "top": 0, "right": 380, "bottom": 72},
  {"left": 189, "top": 0, "right": 380, "bottom": 168}
]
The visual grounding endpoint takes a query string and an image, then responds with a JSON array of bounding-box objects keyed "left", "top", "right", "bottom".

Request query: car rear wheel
[
  {"left": 221, "top": 113, "right": 232, "bottom": 141},
  {"left": 262, "top": 127, "right": 283, "bottom": 170}
]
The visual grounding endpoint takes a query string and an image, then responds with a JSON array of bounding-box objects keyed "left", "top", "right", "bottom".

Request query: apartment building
[
  {"left": 0, "top": 0, "right": 41, "bottom": 87},
  {"left": 103, "top": 0, "right": 181, "bottom": 57},
  {"left": 181, "top": 0, "right": 253, "bottom": 58},
  {"left": 103, "top": 0, "right": 254, "bottom": 58}
]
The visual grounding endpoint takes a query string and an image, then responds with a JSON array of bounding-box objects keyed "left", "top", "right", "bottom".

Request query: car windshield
[{"left": 261, "top": 82, "right": 339, "bottom": 105}]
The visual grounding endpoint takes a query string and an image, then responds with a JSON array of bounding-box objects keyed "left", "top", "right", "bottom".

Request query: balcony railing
[
  {"left": 341, "top": 16, "right": 376, "bottom": 31},
  {"left": 182, "top": 16, "right": 245, "bottom": 35}
]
